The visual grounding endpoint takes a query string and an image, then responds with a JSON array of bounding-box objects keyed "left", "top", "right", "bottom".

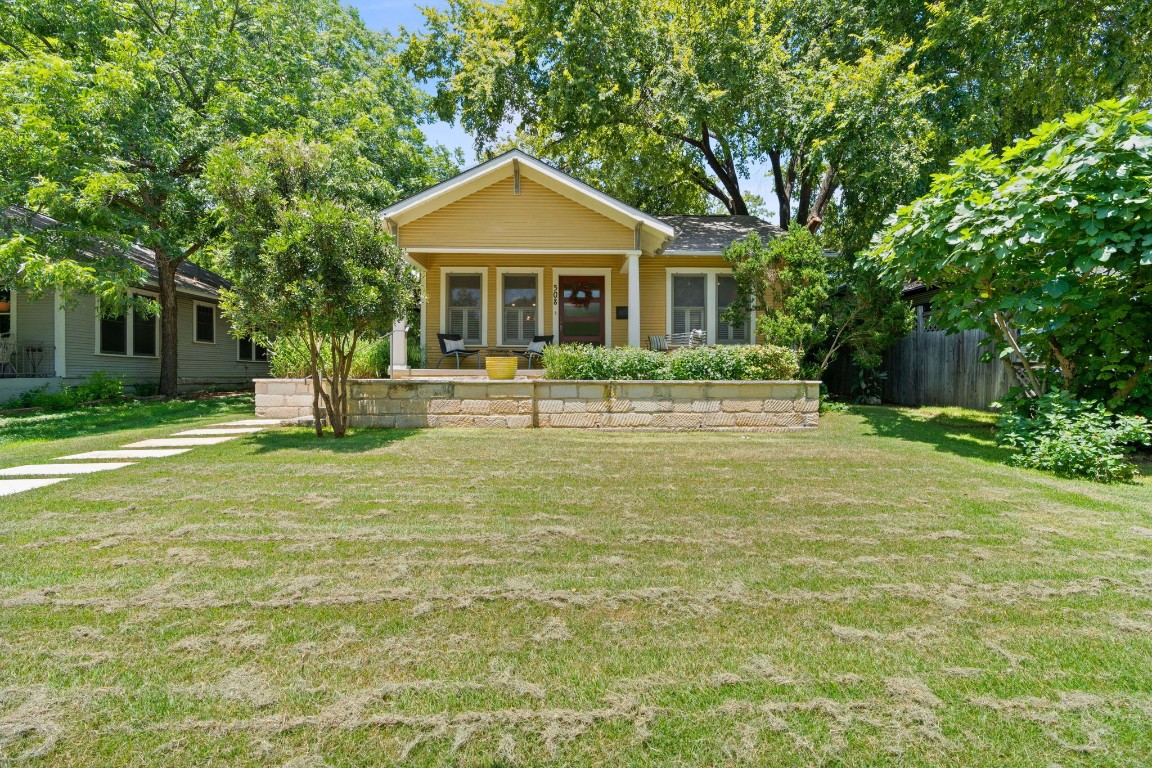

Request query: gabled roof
[
  {"left": 657, "top": 215, "right": 784, "bottom": 255},
  {"left": 381, "top": 149, "right": 677, "bottom": 253},
  {"left": 2, "top": 206, "right": 229, "bottom": 298}
]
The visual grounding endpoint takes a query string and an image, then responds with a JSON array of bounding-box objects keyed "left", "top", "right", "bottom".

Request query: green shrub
[
  {"left": 1, "top": 371, "right": 125, "bottom": 410},
  {"left": 542, "top": 344, "right": 800, "bottom": 381},
  {"left": 996, "top": 390, "right": 1151, "bottom": 483},
  {"left": 268, "top": 334, "right": 421, "bottom": 378},
  {"left": 665, "top": 345, "right": 799, "bottom": 381},
  {"left": 542, "top": 344, "right": 668, "bottom": 380}
]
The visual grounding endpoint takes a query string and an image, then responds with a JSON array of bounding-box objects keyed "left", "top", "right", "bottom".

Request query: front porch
[{"left": 1, "top": 288, "right": 61, "bottom": 400}]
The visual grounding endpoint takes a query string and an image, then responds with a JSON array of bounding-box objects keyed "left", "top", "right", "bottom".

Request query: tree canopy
[
  {"left": 407, "top": 0, "right": 1152, "bottom": 258},
  {"left": 0, "top": 0, "right": 455, "bottom": 394},
  {"left": 869, "top": 99, "right": 1152, "bottom": 416},
  {"left": 407, "top": 0, "right": 932, "bottom": 241}
]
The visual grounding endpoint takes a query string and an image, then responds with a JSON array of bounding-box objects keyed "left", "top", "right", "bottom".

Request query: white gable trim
[{"left": 381, "top": 150, "right": 675, "bottom": 242}]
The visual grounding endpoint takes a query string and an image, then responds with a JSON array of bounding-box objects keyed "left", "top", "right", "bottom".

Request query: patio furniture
[
  {"left": 514, "top": 335, "right": 553, "bottom": 369},
  {"left": 435, "top": 333, "right": 480, "bottom": 369},
  {"left": 648, "top": 329, "right": 706, "bottom": 351},
  {"left": 0, "top": 336, "right": 15, "bottom": 376}
]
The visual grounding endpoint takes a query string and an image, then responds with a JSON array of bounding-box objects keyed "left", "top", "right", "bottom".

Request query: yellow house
[{"left": 381, "top": 150, "right": 781, "bottom": 372}]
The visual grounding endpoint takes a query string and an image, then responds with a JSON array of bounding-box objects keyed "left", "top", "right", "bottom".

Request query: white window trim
[
  {"left": 191, "top": 300, "right": 217, "bottom": 344},
  {"left": 440, "top": 267, "right": 489, "bottom": 347},
  {"left": 94, "top": 291, "right": 160, "bottom": 358},
  {"left": 495, "top": 267, "right": 545, "bottom": 347},
  {"left": 0, "top": 287, "right": 16, "bottom": 341},
  {"left": 552, "top": 267, "right": 614, "bottom": 347},
  {"left": 666, "top": 268, "right": 755, "bottom": 346},
  {"left": 236, "top": 336, "right": 269, "bottom": 363}
]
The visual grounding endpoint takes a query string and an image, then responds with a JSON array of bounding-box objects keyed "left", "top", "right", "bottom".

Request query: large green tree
[
  {"left": 406, "top": 0, "right": 933, "bottom": 237},
  {"left": 869, "top": 99, "right": 1152, "bottom": 415},
  {"left": 407, "top": 0, "right": 1152, "bottom": 259},
  {"left": 0, "top": 0, "right": 454, "bottom": 395}
]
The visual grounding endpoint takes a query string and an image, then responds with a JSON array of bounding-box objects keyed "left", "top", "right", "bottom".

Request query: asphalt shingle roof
[
  {"left": 2, "top": 206, "right": 229, "bottom": 297},
  {"left": 657, "top": 215, "right": 784, "bottom": 253}
]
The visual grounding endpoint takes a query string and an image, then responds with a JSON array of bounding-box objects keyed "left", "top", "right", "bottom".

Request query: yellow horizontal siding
[
  {"left": 421, "top": 253, "right": 633, "bottom": 365},
  {"left": 399, "top": 177, "right": 635, "bottom": 251},
  {"left": 638, "top": 256, "right": 759, "bottom": 344}
]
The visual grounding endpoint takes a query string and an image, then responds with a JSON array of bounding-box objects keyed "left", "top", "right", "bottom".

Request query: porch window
[
  {"left": 671, "top": 274, "right": 706, "bottom": 334},
  {"left": 715, "top": 274, "right": 749, "bottom": 344},
  {"left": 501, "top": 273, "right": 538, "bottom": 345},
  {"left": 445, "top": 273, "right": 483, "bottom": 345},
  {"left": 193, "top": 301, "right": 216, "bottom": 343},
  {"left": 97, "top": 296, "right": 158, "bottom": 357},
  {"left": 0, "top": 288, "right": 10, "bottom": 337},
  {"left": 238, "top": 336, "right": 269, "bottom": 362}
]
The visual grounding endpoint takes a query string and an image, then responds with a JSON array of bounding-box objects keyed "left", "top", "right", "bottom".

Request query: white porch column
[
  {"left": 53, "top": 290, "right": 67, "bottom": 378},
  {"left": 388, "top": 318, "right": 409, "bottom": 377},
  {"left": 626, "top": 250, "right": 641, "bottom": 347}
]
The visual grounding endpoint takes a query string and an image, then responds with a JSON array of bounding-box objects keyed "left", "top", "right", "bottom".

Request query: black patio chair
[
  {"left": 514, "top": 335, "right": 553, "bottom": 369},
  {"left": 436, "top": 333, "right": 479, "bottom": 369}
]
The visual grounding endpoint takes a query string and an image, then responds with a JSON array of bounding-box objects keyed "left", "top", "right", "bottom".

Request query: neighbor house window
[
  {"left": 0, "top": 288, "right": 11, "bottom": 337},
  {"left": 501, "top": 273, "right": 538, "bottom": 345},
  {"left": 671, "top": 274, "right": 707, "bottom": 334},
  {"left": 445, "top": 273, "right": 483, "bottom": 345},
  {"left": 715, "top": 274, "right": 749, "bottom": 344},
  {"left": 193, "top": 301, "right": 216, "bottom": 343},
  {"left": 238, "top": 336, "right": 269, "bottom": 362},
  {"left": 98, "top": 295, "right": 157, "bottom": 357}
]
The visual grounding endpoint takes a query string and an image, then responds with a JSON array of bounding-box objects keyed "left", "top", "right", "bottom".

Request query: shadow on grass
[
  {"left": 246, "top": 427, "right": 419, "bottom": 454},
  {"left": 0, "top": 395, "right": 254, "bottom": 446},
  {"left": 853, "top": 404, "right": 1013, "bottom": 464}
]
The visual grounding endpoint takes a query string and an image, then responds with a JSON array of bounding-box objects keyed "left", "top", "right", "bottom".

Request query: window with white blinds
[
  {"left": 445, "top": 273, "right": 483, "bottom": 345},
  {"left": 715, "top": 274, "right": 749, "bottom": 345},
  {"left": 501, "top": 273, "right": 538, "bottom": 345},
  {"left": 671, "top": 274, "right": 706, "bottom": 334}
]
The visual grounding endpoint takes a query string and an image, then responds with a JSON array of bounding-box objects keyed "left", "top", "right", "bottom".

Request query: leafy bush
[
  {"left": 1, "top": 371, "right": 125, "bottom": 410},
  {"left": 996, "top": 390, "right": 1151, "bottom": 483},
  {"left": 665, "top": 344, "right": 799, "bottom": 381},
  {"left": 543, "top": 344, "right": 800, "bottom": 381},
  {"left": 268, "top": 334, "right": 421, "bottom": 378},
  {"left": 542, "top": 344, "right": 668, "bottom": 380}
]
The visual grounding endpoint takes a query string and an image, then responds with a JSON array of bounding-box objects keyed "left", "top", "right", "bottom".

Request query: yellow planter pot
[{"left": 485, "top": 357, "right": 519, "bottom": 380}]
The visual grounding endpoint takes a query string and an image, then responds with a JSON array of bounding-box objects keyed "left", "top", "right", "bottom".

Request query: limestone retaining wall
[{"left": 255, "top": 379, "right": 820, "bottom": 430}]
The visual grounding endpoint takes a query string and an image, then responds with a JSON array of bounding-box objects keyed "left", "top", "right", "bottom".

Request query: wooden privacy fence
[{"left": 882, "top": 329, "right": 1012, "bottom": 410}]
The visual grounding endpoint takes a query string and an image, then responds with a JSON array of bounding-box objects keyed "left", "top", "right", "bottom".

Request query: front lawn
[{"left": 1, "top": 405, "right": 1150, "bottom": 766}]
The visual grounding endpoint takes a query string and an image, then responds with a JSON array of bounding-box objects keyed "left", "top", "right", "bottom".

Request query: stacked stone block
[{"left": 255, "top": 379, "right": 820, "bottom": 430}]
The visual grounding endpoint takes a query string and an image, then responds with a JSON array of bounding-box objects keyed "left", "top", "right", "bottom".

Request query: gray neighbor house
[{"left": 0, "top": 212, "right": 269, "bottom": 402}]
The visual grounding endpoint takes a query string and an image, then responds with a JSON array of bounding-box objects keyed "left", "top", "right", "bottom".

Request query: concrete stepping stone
[
  {"left": 0, "top": 478, "right": 69, "bottom": 496},
  {"left": 57, "top": 449, "right": 191, "bottom": 460},
  {"left": 0, "top": 463, "right": 133, "bottom": 476},
  {"left": 213, "top": 418, "right": 297, "bottom": 426},
  {"left": 173, "top": 427, "right": 265, "bottom": 436},
  {"left": 123, "top": 437, "right": 239, "bottom": 448}
]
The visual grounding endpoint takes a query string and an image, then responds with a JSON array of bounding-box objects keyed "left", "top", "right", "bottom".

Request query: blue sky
[
  {"left": 345, "top": 0, "right": 775, "bottom": 208},
  {"left": 346, "top": 0, "right": 478, "bottom": 161}
]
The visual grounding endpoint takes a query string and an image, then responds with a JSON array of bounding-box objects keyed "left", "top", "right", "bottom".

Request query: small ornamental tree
[
  {"left": 724, "top": 230, "right": 830, "bottom": 377},
  {"left": 869, "top": 98, "right": 1152, "bottom": 416},
  {"left": 207, "top": 136, "right": 418, "bottom": 437},
  {"left": 724, "top": 230, "right": 912, "bottom": 381}
]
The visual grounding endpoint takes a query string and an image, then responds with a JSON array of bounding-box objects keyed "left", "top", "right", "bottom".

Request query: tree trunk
[
  {"left": 155, "top": 253, "right": 180, "bottom": 397},
  {"left": 768, "top": 149, "right": 790, "bottom": 229},
  {"left": 698, "top": 123, "right": 748, "bottom": 216}
]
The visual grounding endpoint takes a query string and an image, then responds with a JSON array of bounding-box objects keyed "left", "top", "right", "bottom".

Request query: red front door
[{"left": 558, "top": 276, "right": 606, "bottom": 345}]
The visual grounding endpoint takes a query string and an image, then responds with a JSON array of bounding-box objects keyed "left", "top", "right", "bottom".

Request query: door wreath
[{"left": 569, "top": 282, "right": 596, "bottom": 308}]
